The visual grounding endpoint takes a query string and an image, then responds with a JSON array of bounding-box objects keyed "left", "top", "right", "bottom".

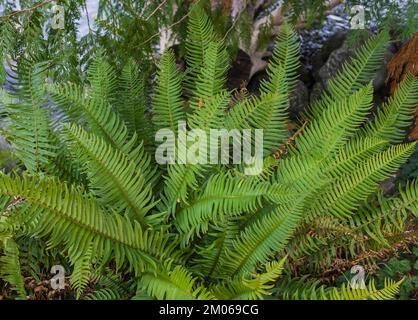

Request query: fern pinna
[{"left": 0, "top": 5, "right": 417, "bottom": 300}]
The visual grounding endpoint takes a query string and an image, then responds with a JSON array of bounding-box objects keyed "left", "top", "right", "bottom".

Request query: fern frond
[
  {"left": 139, "top": 262, "right": 215, "bottom": 300},
  {"left": 273, "top": 84, "right": 374, "bottom": 194},
  {"left": 296, "top": 83, "right": 374, "bottom": 158},
  {"left": 189, "top": 217, "right": 241, "bottom": 278},
  {"left": 70, "top": 243, "right": 93, "bottom": 299},
  {"left": 0, "top": 239, "right": 26, "bottom": 299},
  {"left": 325, "top": 137, "right": 387, "bottom": 178},
  {"left": 327, "top": 30, "right": 389, "bottom": 99},
  {"left": 284, "top": 215, "right": 352, "bottom": 262},
  {"left": 360, "top": 74, "right": 418, "bottom": 143},
  {"left": 326, "top": 278, "right": 402, "bottom": 300},
  {"left": 185, "top": 4, "right": 217, "bottom": 92},
  {"left": 159, "top": 163, "right": 206, "bottom": 217},
  {"left": 44, "top": 136, "right": 86, "bottom": 185},
  {"left": 85, "top": 288, "right": 124, "bottom": 300},
  {"left": 0, "top": 21, "right": 15, "bottom": 82},
  {"left": 51, "top": 82, "right": 157, "bottom": 187},
  {"left": 63, "top": 124, "right": 155, "bottom": 224},
  {"left": 347, "top": 181, "right": 418, "bottom": 245},
  {"left": 86, "top": 269, "right": 132, "bottom": 300},
  {"left": 5, "top": 60, "right": 55, "bottom": 173},
  {"left": 0, "top": 174, "right": 180, "bottom": 275},
  {"left": 153, "top": 50, "right": 185, "bottom": 133},
  {"left": 261, "top": 23, "right": 300, "bottom": 99},
  {"left": 160, "top": 92, "right": 231, "bottom": 216},
  {"left": 221, "top": 201, "right": 304, "bottom": 276},
  {"left": 190, "top": 42, "right": 229, "bottom": 111},
  {"left": 188, "top": 90, "right": 229, "bottom": 130},
  {"left": 87, "top": 51, "right": 117, "bottom": 105},
  {"left": 175, "top": 172, "right": 296, "bottom": 244},
  {"left": 274, "top": 276, "right": 402, "bottom": 300},
  {"left": 273, "top": 275, "right": 330, "bottom": 300},
  {"left": 400, "top": 179, "right": 418, "bottom": 218},
  {"left": 226, "top": 93, "right": 289, "bottom": 154},
  {"left": 51, "top": 82, "right": 129, "bottom": 152},
  {"left": 310, "top": 142, "right": 417, "bottom": 218},
  {"left": 48, "top": 82, "right": 87, "bottom": 126},
  {"left": 117, "top": 59, "right": 151, "bottom": 142},
  {"left": 212, "top": 258, "right": 286, "bottom": 300}
]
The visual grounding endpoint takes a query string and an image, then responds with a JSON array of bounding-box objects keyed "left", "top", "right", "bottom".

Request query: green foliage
[
  {"left": 0, "top": 239, "right": 26, "bottom": 299},
  {"left": 345, "top": 0, "right": 418, "bottom": 42},
  {"left": 282, "top": 0, "right": 417, "bottom": 41},
  {"left": 153, "top": 50, "right": 185, "bottom": 133},
  {"left": 0, "top": 4, "right": 417, "bottom": 301},
  {"left": 326, "top": 278, "right": 404, "bottom": 300},
  {"left": 5, "top": 59, "right": 56, "bottom": 173},
  {"left": 283, "top": 0, "right": 327, "bottom": 28},
  {"left": 185, "top": 4, "right": 218, "bottom": 93},
  {"left": 261, "top": 23, "right": 300, "bottom": 99},
  {"left": 374, "top": 248, "right": 418, "bottom": 300}
]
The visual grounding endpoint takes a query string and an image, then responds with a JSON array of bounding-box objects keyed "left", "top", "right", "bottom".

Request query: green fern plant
[{"left": 0, "top": 5, "right": 417, "bottom": 300}]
